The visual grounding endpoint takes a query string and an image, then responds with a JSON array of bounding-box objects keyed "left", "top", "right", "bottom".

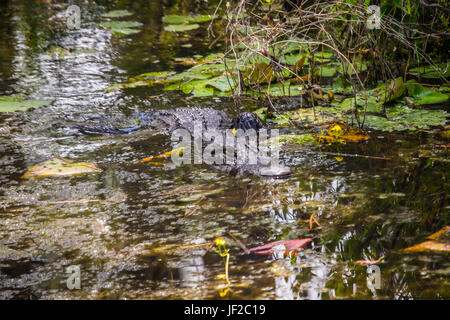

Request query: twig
[
  {"left": 166, "top": 242, "right": 214, "bottom": 254},
  {"left": 227, "top": 231, "right": 250, "bottom": 254},
  {"left": 184, "top": 195, "right": 206, "bottom": 217}
]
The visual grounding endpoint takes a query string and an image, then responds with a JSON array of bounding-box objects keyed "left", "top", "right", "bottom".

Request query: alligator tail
[{"left": 73, "top": 124, "right": 142, "bottom": 135}]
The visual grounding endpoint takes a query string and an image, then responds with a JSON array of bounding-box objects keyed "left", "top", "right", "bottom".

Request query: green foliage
[
  {"left": 0, "top": 95, "right": 52, "bottom": 112},
  {"left": 99, "top": 21, "right": 143, "bottom": 35},
  {"left": 102, "top": 10, "right": 133, "bottom": 18},
  {"left": 163, "top": 24, "right": 200, "bottom": 32},
  {"left": 406, "top": 80, "right": 449, "bottom": 105}
]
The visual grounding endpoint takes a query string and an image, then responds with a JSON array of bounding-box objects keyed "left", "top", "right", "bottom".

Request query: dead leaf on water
[
  {"left": 401, "top": 241, "right": 450, "bottom": 253},
  {"left": 401, "top": 226, "right": 450, "bottom": 253},
  {"left": 426, "top": 226, "right": 450, "bottom": 241},
  {"left": 21, "top": 157, "right": 102, "bottom": 179}
]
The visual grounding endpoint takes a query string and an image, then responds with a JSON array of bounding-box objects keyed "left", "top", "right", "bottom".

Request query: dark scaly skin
[{"left": 74, "top": 108, "right": 291, "bottom": 177}]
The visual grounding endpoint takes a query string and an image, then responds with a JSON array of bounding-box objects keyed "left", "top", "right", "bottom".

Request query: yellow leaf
[
  {"left": 335, "top": 156, "right": 343, "bottom": 162},
  {"left": 139, "top": 147, "right": 184, "bottom": 162},
  {"left": 427, "top": 226, "right": 450, "bottom": 241},
  {"left": 292, "top": 55, "right": 306, "bottom": 73},
  {"left": 401, "top": 241, "right": 450, "bottom": 253},
  {"left": 21, "top": 157, "right": 102, "bottom": 179},
  {"left": 327, "top": 91, "right": 334, "bottom": 102}
]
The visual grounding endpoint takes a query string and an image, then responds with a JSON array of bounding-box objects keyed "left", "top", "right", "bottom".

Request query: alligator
[{"left": 73, "top": 107, "right": 291, "bottom": 177}]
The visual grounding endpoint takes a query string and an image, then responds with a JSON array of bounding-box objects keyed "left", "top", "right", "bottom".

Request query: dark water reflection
[{"left": 0, "top": 0, "right": 448, "bottom": 299}]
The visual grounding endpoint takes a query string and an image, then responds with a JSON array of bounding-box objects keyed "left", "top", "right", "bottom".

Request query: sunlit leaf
[
  {"left": 102, "top": 10, "right": 133, "bottom": 18},
  {"left": 401, "top": 241, "right": 450, "bottom": 253},
  {"left": 406, "top": 80, "right": 449, "bottom": 105},
  {"left": 99, "top": 21, "right": 143, "bottom": 35},
  {"left": 426, "top": 226, "right": 450, "bottom": 241},
  {"left": 409, "top": 63, "right": 450, "bottom": 78},
  {"left": 164, "top": 24, "right": 200, "bottom": 32},
  {"left": 162, "top": 14, "right": 213, "bottom": 24},
  {"left": 0, "top": 95, "right": 52, "bottom": 112},
  {"left": 22, "top": 157, "right": 102, "bottom": 179}
]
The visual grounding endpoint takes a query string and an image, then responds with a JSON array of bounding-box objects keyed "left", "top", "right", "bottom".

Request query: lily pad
[
  {"left": 269, "top": 134, "right": 317, "bottom": 146},
  {"left": 99, "top": 21, "right": 143, "bottom": 35},
  {"left": 206, "top": 74, "right": 237, "bottom": 92},
  {"left": 162, "top": 14, "right": 213, "bottom": 24},
  {"left": 364, "top": 109, "right": 448, "bottom": 132},
  {"left": 102, "top": 10, "right": 133, "bottom": 18},
  {"left": 409, "top": 63, "right": 450, "bottom": 79},
  {"left": 406, "top": 80, "right": 449, "bottom": 105},
  {"left": 22, "top": 157, "right": 102, "bottom": 179},
  {"left": 106, "top": 71, "right": 175, "bottom": 92},
  {"left": 316, "top": 63, "right": 339, "bottom": 77},
  {"left": 0, "top": 96, "right": 52, "bottom": 112},
  {"left": 163, "top": 24, "right": 200, "bottom": 32}
]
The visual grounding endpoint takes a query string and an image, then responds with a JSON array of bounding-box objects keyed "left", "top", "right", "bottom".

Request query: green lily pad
[
  {"left": 206, "top": 75, "right": 236, "bottom": 92},
  {"left": 364, "top": 109, "right": 448, "bottom": 132},
  {"left": 406, "top": 80, "right": 449, "bottom": 105},
  {"left": 409, "top": 63, "right": 450, "bottom": 78},
  {"left": 163, "top": 24, "right": 200, "bottom": 32},
  {"left": 338, "top": 59, "right": 368, "bottom": 75},
  {"left": 337, "top": 78, "right": 406, "bottom": 113},
  {"left": 99, "top": 21, "right": 143, "bottom": 35},
  {"left": 269, "top": 134, "right": 317, "bottom": 146},
  {"left": 162, "top": 14, "right": 213, "bottom": 24},
  {"left": 192, "top": 87, "right": 215, "bottom": 97},
  {"left": 106, "top": 71, "right": 174, "bottom": 92},
  {"left": 316, "top": 63, "right": 339, "bottom": 77},
  {"left": 0, "top": 96, "right": 52, "bottom": 112},
  {"left": 102, "top": 10, "right": 133, "bottom": 18}
]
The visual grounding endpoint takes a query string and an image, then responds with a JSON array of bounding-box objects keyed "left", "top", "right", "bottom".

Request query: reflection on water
[{"left": 0, "top": 0, "right": 448, "bottom": 300}]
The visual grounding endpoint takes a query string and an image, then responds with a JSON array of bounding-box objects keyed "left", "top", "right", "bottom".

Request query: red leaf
[
  {"left": 356, "top": 260, "right": 380, "bottom": 265},
  {"left": 248, "top": 238, "right": 313, "bottom": 256}
]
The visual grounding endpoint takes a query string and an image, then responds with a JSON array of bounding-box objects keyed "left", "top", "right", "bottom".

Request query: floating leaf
[
  {"left": 268, "top": 134, "right": 317, "bottom": 146},
  {"left": 106, "top": 71, "right": 174, "bottom": 92},
  {"left": 426, "top": 226, "right": 450, "bottom": 241},
  {"left": 139, "top": 147, "right": 184, "bottom": 163},
  {"left": 409, "top": 63, "right": 450, "bottom": 78},
  {"left": 401, "top": 241, "right": 450, "bottom": 253},
  {"left": 0, "top": 96, "right": 52, "bottom": 112},
  {"left": 406, "top": 80, "right": 449, "bottom": 105},
  {"left": 99, "top": 21, "right": 143, "bottom": 35},
  {"left": 338, "top": 58, "right": 368, "bottom": 75},
  {"left": 318, "top": 124, "right": 370, "bottom": 143},
  {"left": 188, "top": 14, "right": 214, "bottom": 23},
  {"left": 356, "top": 257, "right": 383, "bottom": 265},
  {"left": 206, "top": 74, "right": 236, "bottom": 92},
  {"left": 102, "top": 10, "right": 133, "bottom": 18},
  {"left": 162, "top": 14, "right": 213, "bottom": 24},
  {"left": 316, "top": 63, "right": 339, "bottom": 77},
  {"left": 243, "top": 62, "right": 276, "bottom": 85},
  {"left": 248, "top": 238, "right": 313, "bottom": 256},
  {"left": 164, "top": 24, "right": 200, "bottom": 32},
  {"left": 22, "top": 157, "right": 102, "bottom": 179}
]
